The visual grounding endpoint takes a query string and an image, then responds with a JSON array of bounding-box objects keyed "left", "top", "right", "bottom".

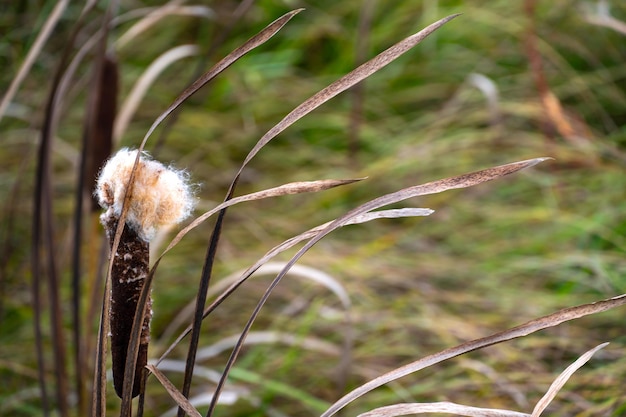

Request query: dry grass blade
[
  {"left": 531, "top": 343, "right": 609, "bottom": 417},
  {"left": 115, "top": 4, "right": 214, "bottom": 50},
  {"left": 162, "top": 178, "right": 364, "bottom": 255},
  {"left": 583, "top": 2, "right": 626, "bottom": 35},
  {"left": 207, "top": 157, "right": 547, "bottom": 415},
  {"left": 358, "top": 402, "right": 530, "bottom": 417},
  {"left": 232, "top": 14, "right": 460, "bottom": 183},
  {"left": 114, "top": 44, "right": 200, "bottom": 143},
  {"left": 156, "top": 208, "right": 433, "bottom": 364},
  {"left": 161, "top": 158, "right": 545, "bottom": 369},
  {"left": 321, "top": 295, "right": 626, "bottom": 417},
  {"left": 134, "top": 8, "right": 303, "bottom": 154},
  {"left": 0, "top": 0, "right": 68, "bottom": 122},
  {"left": 91, "top": 280, "right": 111, "bottom": 417},
  {"left": 146, "top": 364, "right": 202, "bottom": 417},
  {"left": 193, "top": 16, "right": 459, "bottom": 416},
  {"left": 110, "top": 11, "right": 302, "bottom": 413}
]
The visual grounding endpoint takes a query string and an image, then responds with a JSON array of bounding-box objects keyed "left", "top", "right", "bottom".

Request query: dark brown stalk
[
  {"left": 101, "top": 214, "right": 151, "bottom": 399},
  {"left": 74, "top": 31, "right": 117, "bottom": 416}
]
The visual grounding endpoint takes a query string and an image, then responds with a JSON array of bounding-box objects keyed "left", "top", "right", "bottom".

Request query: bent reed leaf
[
  {"left": 230, "top": 14, "right": 461, "bottom": 192},
  {"left": 321, "top": 295, "right": 626, "bottom": 417},
  {"left": 358, "top": 343, "right": 609, "bottom": 417},
  {"left": 159, "top": 158, "right": 548, "bottom": 364},
  {"left": 358, "top": 402, "right": 530, "bottom": 417},
  {"left": 202, "top": 16, "right": 460, "bottom": 415},
  {"left": 156, "top": 208, "right": 433, "bottom": 364},
  {"left": 146, "top": 364, "right": 202, "bottom": 417},
  {"left": 135, "top": 8, "right": 303, "bottom": 154},
  {"left": 206, "top": 157, "right": 548, "bottom": 414},
  {"left": 531, "top": 342, "right": 609, "bottom": 417},
  {"left": 162, "top": 178, "right": 364, "bottom": 255}
]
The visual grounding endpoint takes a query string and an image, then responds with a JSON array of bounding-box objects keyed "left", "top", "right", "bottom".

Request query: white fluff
[{"left": 96, "top": 148, "right": 195, "bottom": 241}]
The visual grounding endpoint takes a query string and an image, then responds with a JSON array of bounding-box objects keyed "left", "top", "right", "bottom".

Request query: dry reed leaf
[
  {"left": 163, "top": 178, "right": 364, "bottom": 255},
  {"left": 358, "top": 402, "right": 530, "bottom": 417},
  {"left": 321, "top": 295, "right": 625, "bottom": 417},
  {"left": 115, "top": 4, "right": 214, "bottom": 49},
  {"left": 156, "top": 209, "right": 432, "bottom": 363},
  {"left": 134, "top": 8, "right": 304, "bottom": 154},
  {"left": 531, "top": 342, "right": 609, "bottom": 417},
  {"left": 158, "top": 158, "right": 547, "bottom": 365},
  {"left": 110, "top": 11, "right": 303, "bottom": 415},
  {"left": 189, "top": 16, "right": 460, "bottom": 416},
  {"left": 230, "top": 14, "right": 460, "bottom": 188},
  {"left": 114, "top": 45, "right": 200, "bottom": 143},
  {"left": 146, "top": 364, "right": 202, "bottom": 417},
  {"left": 204, "top": 157, "right": 548, "bottom": 415},
  {"left": 0, "top": 0, "right": 69, "bottom": 122}
]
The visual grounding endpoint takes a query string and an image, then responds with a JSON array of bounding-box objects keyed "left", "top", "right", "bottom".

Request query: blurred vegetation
[{"left": 1, "top": 0, "right": 626, "bottom": 416}]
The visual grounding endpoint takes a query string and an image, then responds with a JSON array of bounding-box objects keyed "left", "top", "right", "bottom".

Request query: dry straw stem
[
  {"left": 202, "top": 157, "right": 548, "bottom": 415},
  {"left": 156, "top": 208, "right": 434, "bottom": 364},
  {"left": 191, "top": 14, "right": 461, "bottom": 415},
  {"left": 32, "top": 2, "right": 101, "bottom": 416},
  {"left": 0, "top": 0, "right": 68, "bottom": 122},
  {"left": 321, "top": 298, "right": 624, "bottom": 417},
  {"left": 357, "top": 343, "right": 609, "bottom": 417},
  {"left": 146, "top": 364, "right": 202, "bottom": 417},
  {"left": 101, "top": 10, "right": 305, "bottom": 412}
]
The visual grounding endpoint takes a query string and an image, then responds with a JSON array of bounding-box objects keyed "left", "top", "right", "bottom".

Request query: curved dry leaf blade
[
  {"left": 321, "top": 295, "right": 626, "bottom": 417},
  {"left": 0, "top": 0, "right": 69, "bottom": 121},
  {"left": 113, "top": 10, "right": 305, "bottom": 400},
  {"left": 234, "top": 14, "right": 460, "bottom": 181},
  {"left": 347, "top": 208, "right": 434, "bottom": 224},
  {"left": 116, "top": 5, "right": 214, "bottom": 49},
  {"left": 207, "top": 158, "right": 550, "bottom": 416},
  {"left": 114, "top": 44, "right": 200, "bottom": 142},
  {"left": 531, "top": 343, "right": 609, "bottom": 417},
  {"left": 135, "top": 8, "right": 303, "bottom": 153},
  {"left": 146, "top": 364, "right": 202, "bottom": 417},
  {"left": 358, "top": 402, "right": 530, "bottom": 417},
  {"left": 200, "top": 15, "right": 459, "bottom": 415},
  {"left": 167, "top": 158, "right": 545, "bottom": 367},
  {"left": 156, "top": 208, "right": 432, "bottom": 364},
  {"left": 162, "top": 178, "right": 364, "bottom": 254}
]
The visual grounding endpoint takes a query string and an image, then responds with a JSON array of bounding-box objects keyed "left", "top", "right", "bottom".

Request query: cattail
[{"left": 96, "top": 148, "right": 195, "bottom": 398}]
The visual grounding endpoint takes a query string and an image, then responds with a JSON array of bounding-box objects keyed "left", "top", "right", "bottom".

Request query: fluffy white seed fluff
[{"left": 96, "top": 148, "right": 195, "bottom": 241}]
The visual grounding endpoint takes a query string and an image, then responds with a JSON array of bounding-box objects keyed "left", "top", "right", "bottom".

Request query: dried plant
[{"left": 3, "top": 2, "right": 625, "bottom": 417}]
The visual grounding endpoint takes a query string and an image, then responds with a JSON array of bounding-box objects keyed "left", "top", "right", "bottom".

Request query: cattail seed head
[{"left": 96, "top": 148, "right": 195, "bottom": 241}]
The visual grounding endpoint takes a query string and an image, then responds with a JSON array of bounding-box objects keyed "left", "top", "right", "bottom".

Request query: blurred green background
[{"left": 1, "top": 0, "right": 626, "bottom": 416}]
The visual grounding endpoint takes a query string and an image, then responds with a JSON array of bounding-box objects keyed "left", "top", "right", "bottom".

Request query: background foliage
[{"left": 1, "top": 0, "right": 625, "bottom": 416}]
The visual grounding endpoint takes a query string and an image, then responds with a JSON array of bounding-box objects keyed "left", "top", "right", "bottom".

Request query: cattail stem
[
  {"left": 102, "top": 212, "right": 152, "bottom": 398},
  {"left": 96, "top": 148, "right": 195, "bottom": 399}
]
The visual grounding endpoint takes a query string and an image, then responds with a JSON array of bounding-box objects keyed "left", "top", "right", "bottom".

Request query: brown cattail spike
[
  {"left": 96, "top": 148, "right": 195, "bottom": 399},
  {"left": 102, "top": 214, "right": 151, "bottom": 398}
]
